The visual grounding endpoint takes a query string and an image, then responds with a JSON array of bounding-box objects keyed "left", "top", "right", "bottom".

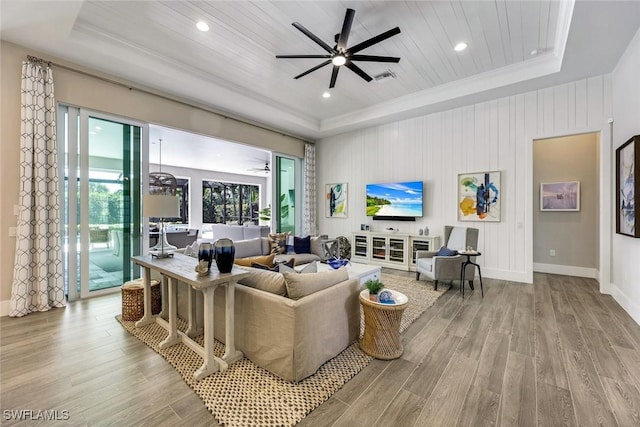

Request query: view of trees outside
[
  {"left": 89, "top": 182, "right": 123, "bottom": 226},
  {"left": 203, "top": 181, "right": 259, "bottom": 225}
]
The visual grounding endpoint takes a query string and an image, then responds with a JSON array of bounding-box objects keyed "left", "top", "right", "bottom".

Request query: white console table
[
  {"left": 351, "top": 231, "right": 441, "bottom": 271},
  {"left": 131, "top": 254, "right": 249, "bottom": 380}
]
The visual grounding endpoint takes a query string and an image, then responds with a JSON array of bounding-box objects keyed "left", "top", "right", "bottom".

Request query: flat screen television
[{"left": 366, "top": 181, "right": 423, "bottom": 220}]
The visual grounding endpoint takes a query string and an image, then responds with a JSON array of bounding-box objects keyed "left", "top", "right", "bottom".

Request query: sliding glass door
[
  {"left": 275, "top": 156, "right": 299, "bottom": 234},
  {"left": 59, "top": 106, "right": 145, "bottom": 299}
]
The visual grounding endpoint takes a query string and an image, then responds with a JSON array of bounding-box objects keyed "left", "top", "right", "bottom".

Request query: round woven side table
[
  {"left": 359, "top": 289, "right": 408, "bottom": 360},
  {"left": 121, "top": 278, "right": 161, "bottom": 321}
]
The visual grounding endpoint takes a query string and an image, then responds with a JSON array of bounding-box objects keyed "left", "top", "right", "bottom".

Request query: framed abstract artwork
[
  {"left": 325, "top": 183, "right": 347, "bottom": 218},
  {"left": 616, "top": 135, "right": 639, "bottom": 237},
  {"left": 457, "top": 171, "right": 501, "bottom": 222},
  {"left": 540, "top": 181, "right": 580, "bottom": 211}
]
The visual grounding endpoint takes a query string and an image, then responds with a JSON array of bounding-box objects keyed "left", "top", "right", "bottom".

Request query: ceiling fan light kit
[{"left": 276, "top": 8, "right": 401, "bottom": 89}]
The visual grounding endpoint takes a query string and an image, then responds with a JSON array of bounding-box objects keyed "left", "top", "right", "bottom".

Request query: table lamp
[{"left": 144, "top": 194, "right": 179, "bottom": 258}]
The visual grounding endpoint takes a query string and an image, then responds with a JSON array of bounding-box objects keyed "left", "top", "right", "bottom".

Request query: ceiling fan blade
[
  {"left": 337, "top": 8, "right": 355, "bottom": 51},
  {"left": 346, "top": 27, "right": 401, "bottom": 54},
  {"left": 276, "top": 54, "right": 332, "bottom": 59},
  {"left": 346, "top": 62, "right": 373, "bottom": 82},
  {"left": 329, "top": 66, "right": 340, "bottom": 88},
  {"left": 294, "top": 60, "right": 332, "bottom": 79},
  {"left": 349, "top": 54, "right": 401, "bottom": 63},
  {"left": 292, "top": 22, "right": 334, "bottom": 53}
]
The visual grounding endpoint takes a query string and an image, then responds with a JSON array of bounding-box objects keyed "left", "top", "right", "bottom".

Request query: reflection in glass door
[
  {"left": 60, "top": 107, "right": 143, "bottom": 299},
  {"left": 276, "top": 156, "right": 296, "bottom": 234}
]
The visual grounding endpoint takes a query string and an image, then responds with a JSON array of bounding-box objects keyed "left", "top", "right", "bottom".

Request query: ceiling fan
[
  {"left": 276, "top": 8, "right": 401, "bottom": 89},
  {"left": 247, "top": 162, "right": 271, "bottom": 173}
]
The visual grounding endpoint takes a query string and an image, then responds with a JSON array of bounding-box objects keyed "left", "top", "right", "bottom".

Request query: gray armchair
[{"left": 415, "top": 226, "right": 479, "bottom": 291}]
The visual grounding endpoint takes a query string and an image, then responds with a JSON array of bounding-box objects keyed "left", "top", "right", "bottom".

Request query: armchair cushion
[{"left": 446, "top": 227, "right": 467, "bottom": 251}]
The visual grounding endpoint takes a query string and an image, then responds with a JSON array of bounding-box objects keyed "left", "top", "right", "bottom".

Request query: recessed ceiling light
[
  {"left": 332, "top": 55, "right": 346, "bottom": 66},
  {"left": 196, "top": 21, "right": 210, "bottom": 32},
  {"left": 454, "top": 42, "right": 467, "bottom": 52},
  {"left": 322, "top": 91, "right": 331, "bottom": 98}
]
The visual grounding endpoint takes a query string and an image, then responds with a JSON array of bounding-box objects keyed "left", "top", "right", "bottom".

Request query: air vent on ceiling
[{"left": 374, "top": 70, "right": 397, "bottom": 82}]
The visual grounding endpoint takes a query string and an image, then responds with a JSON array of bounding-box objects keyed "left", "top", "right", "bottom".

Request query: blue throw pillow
[
  {"left": 436, "top": 246, "right": 458, "bottom": 257},
  {"left": 294, "top": 235, "right": 311, "bottom": 254}
]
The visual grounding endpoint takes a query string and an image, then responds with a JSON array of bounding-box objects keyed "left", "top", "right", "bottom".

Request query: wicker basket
[
  {"left": 359, "top": 290, "right": 408, "bottom": 360},
  {"left": 121, "top": 279, "right": 161, "bottom": 321}
]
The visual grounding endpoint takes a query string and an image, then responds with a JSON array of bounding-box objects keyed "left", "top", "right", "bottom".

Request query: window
[{"left": 202, "top": 180, "right": 259, "bottom": 225}]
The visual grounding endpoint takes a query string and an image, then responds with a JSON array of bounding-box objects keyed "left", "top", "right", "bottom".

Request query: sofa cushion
[
  {"left": 275, "top": 253, "right": 321, "bottom": 265},
  {"left": 237, "top": 267, "right": 287, "bottom": 296},
  {"left": 294, "top": 235, "right": 311, "bottom": 254},
  {"left": 279, "top": 261, "right": 318, "bottom": 274},
  {"left": 235, "top": 253, "right": 276, "bottom": 267},
  {"left": 283, "top": 268, "right": 349, "bottom": 300},
  {"left": 310, "top": 236, "right": 324, "bottom": 257},
  {"left": 234, "top": 238, "right": 266, "bottom": 259},
  {"left": 268, "top": 232, "right": 290, "bottom": 255}
]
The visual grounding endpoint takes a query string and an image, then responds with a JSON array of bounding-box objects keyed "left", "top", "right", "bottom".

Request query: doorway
[{"left": 532, "top": 132, "right": 600, "bottom": 278}]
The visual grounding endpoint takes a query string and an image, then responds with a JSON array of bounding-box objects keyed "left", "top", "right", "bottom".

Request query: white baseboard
[
  {"left": 479, "top": 267, "right": 531, "bottom": 284},
  {"left": 0, "top": 299, "right": 11, "bottom": 317},
  {"left": 533, "top": 263, "right": 598, "bottom": 279},
  {"left": 610, "top": 282, "right": 640, "bottom": 326}
]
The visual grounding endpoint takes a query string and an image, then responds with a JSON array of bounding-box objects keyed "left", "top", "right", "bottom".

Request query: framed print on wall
[
  {"left": 325, "top": 183, "right": 347, "bottom": 218},
  {"left": 616, "top": 135, "right": 639, "bottom": 237},
  {"left": 458, "top": 171, "right": 501, "bottom": 222},
  {"left": 540, "top": 181, "right": 580, "bottom": 211}
]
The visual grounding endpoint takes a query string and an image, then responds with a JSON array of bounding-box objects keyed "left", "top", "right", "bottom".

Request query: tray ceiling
[{"left": 2, "top": 1, "right": 640, "bottom": 139}]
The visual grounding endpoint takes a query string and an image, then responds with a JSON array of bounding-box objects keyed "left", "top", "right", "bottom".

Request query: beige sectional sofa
[
  {"left": 208, "top": 267, "right": 361, "bottom": 382},
  {"left": 173, "top": 239, "right": 361, "bottom": 382}
]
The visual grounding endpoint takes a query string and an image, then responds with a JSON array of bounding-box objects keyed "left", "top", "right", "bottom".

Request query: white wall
[
  {"left": 611, "top": 28, "right": 640, "bottom": 324},
  {"left": 317, "top": 75, "right": 612, "bottom": 286}
]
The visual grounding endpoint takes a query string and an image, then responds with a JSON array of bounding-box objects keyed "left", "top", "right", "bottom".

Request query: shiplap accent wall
[
  {"left": 317, "top": 75, "right": 612, "bottom": 285},
  {"left": 611, "top": 28, "right": 640, "bottom": 324}
]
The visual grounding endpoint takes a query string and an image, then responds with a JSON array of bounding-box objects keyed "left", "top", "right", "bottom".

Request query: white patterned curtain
[
  {"left": 303, "top": 143, "right": 317, "bottom": 236},
  {"left": 10, "top": 57, "right": 66, "bottom": 317}
]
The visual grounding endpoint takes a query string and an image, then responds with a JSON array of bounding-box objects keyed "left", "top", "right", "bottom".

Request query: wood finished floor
[{"left": 1, "top": 271, "right": 639, "bottom": 426}]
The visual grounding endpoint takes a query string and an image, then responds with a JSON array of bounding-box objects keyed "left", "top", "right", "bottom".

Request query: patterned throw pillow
[
  {"left": 436, "top": 246, "right": 459, "bottom": 257},
  {"left": 268, "top": 232, "right": 290, "bottom": 255},
  {"left": 252, "top": 258, "right": 294, "bottom": 272}
]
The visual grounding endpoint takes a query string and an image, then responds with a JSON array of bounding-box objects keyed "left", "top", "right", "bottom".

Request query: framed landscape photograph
[
  {"left": 540, "top": 181, "right": 580, "bottom": 211},
  {"left": 457, "top": 171, "right": 501, "bottom": 222},
  {"left": 616, "top": 135, "right": 639, "bottom": 237},
  {"left": 325, "top": 183, "right": 348, "bottom": 218}
]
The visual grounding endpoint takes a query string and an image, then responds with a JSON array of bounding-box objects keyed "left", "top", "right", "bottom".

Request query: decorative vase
[
  {"left": 196, "top": 242, "right": 213, "bottom": 275},
  {"left": 214, "top": 238, "right": 235, "bottom": 273}
]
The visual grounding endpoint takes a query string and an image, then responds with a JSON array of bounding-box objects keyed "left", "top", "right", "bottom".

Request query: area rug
[{"left": 117, "top": 273, "right": 447, "bottom": 427}]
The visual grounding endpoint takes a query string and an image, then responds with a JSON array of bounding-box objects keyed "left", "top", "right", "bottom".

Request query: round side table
[{"left": 359, "top": 289, "right": 408, "bottom": 360}]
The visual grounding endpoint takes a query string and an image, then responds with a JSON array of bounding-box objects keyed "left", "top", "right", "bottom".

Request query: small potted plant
[{"left": 365, "top": 279, "right": 384, "bottom": 302}]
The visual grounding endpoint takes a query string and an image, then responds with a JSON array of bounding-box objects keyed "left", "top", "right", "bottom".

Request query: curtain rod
[{"left": 26, "top": 54, "right": 310, "bottom": 142}]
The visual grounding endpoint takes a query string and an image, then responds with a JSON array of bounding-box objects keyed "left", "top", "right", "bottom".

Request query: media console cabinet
[{"left": 351, "top": 231, "right": 441, "bottom": 272}]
